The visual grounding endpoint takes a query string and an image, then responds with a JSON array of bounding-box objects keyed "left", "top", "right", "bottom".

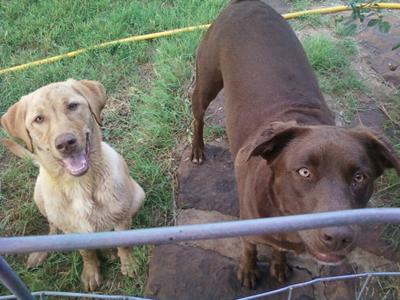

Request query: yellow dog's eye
[
  {"left": 298, "top": 167, "right": 311, "bottom": 178},
  {"left": 34, "top": 115, "right": 44, "bottom": 123},
  {"left": 67, "top": 103, "right": 79, "bottom": 111}
]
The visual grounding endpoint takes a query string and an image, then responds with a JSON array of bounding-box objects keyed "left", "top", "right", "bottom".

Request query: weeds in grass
[
  {"left": 302, "top": 34, "right": 364, "bottom": 123},
  {"left": 303, "top": 35, "right": 356, "bottom": 74}
]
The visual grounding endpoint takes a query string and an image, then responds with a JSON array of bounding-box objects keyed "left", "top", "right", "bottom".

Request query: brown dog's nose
[
  {"left": 319, "top": 227, "right": 353, "bottom": 251},
  {"left": 55, "top": 133, "right": 77, "bottom": 154}
]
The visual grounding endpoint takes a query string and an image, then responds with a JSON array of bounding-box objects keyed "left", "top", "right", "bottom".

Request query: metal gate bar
[
  {"left": 0, "top": 257, "right": 33, "bottom": 300},
  {"left": 1, "top": 208, "right": 400, "bottom": 254},
  {"left": 2, "top": 208, "right": 400, "bottom": 299},
  {"left": 0, "top": 291, "right": 149, "bottom": 300},
  {"left": 236, "top": 272, "right": 400, "bottom": 300},
  {"left": 2, "top": 272, "right": 400, "bottom": 300}
]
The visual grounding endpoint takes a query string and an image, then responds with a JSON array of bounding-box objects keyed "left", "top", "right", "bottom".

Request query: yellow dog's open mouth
[{"left": 60, "top": 134, "right": 90, "bottom": 176}]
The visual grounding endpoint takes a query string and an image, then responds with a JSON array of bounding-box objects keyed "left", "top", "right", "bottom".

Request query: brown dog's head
[
  {"left": 1, "top": 79, "right": 106, "bottom": 177},
  {"left": 245, "top": 121, "right": 400, "bottom": 265}
]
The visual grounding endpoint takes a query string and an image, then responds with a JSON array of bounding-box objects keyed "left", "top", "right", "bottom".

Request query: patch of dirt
[
  {"left": 296, "top": 27, "right": 334, "bottom": 41},
  {"left": 0, "top": 155, "right": 8, "bottom": 172},
  {"left": 145, "top": 244, "right": 314, "bottom": 300},
  {"left": 261, "top": 0, "right": 289, "bottom": 13},
  {"left": 105, "top": 94, "right": 132, "bottom": 118},
  {"left": 356, "top": 15, "right": 400, "bottom": 88},
  {"left": 206, "top": 91, "right": 225, "bottom": 128},
  {"left": 138, "top": 62, "right": 155, "bottom": 89},
  {"left": 177, "top": 140, "right": 239, "bottom": 216}
]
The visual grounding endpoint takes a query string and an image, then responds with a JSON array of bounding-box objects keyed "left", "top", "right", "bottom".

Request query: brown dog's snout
[
  {"left": 55, "top": 133, "right": 78, "bottom": 154},
  {"left": 319, "top": 227, "right": 354, "bottom": 251}
]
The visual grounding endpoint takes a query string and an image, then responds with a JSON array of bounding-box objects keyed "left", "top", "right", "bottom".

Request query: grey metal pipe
[
  {"left": 0, "top": 291, "right": 149, "bottom": 300},
  {"left": 236, "top": 272, "right": 400, "bottom": 300},
  {"left": 0, "top": 256, "right": 33, "bottom": 300},
  {"left": 1, "top": 208, "right": 400, "bottom": 254}
]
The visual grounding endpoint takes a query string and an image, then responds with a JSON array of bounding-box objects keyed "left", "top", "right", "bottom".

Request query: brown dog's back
[{"left": 195, "top": 0, "right": 334, "bottom": 156}]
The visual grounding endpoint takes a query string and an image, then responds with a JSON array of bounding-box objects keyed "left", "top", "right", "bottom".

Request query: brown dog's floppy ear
[
  {"left": 69, "top": 79, "right": 107, "bottom": 125},
  {"left": 1, "top": 98, "right": 33, "bottom": 152},
  {"left": 350, "top": 128, "right": 400, "bottom": 177},
  {"left": 237, "top": 121, "right": 309, "bottom": 164}
]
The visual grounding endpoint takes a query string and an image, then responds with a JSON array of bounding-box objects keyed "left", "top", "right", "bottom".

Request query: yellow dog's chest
[{"left": 42, "top": 183, "right": 122, "bottom": 233}]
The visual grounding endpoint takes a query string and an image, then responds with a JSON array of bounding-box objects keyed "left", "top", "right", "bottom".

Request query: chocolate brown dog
[{"left": 190, "top": 0, "right": 400, "bottom": 289}]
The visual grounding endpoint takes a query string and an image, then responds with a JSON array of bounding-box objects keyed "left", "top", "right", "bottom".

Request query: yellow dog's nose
[{"left": 55, "top": 133, "right": 77, "bottom": 154}]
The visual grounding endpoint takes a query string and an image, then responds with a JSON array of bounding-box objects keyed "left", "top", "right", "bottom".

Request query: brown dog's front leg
[
  {"left": 237, "top": 239, "right": 260, "bottom": 289},
  {"left": 80, "top": 250, "right": 102, "bottom": 291},
  {"left": 269, "top": 249, "right": 291, "bottom": 284}
]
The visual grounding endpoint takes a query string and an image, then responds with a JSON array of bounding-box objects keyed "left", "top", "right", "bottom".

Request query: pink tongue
[{"left": 62, "top": 151, "right": 88, "bottom": 176}]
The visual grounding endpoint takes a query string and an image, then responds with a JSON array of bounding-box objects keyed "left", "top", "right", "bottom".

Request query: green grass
[
  {"left": 0, "top": 0, "right": 225, "bottom": 296},
  {"left": 304, "top": 36, "right": 356, "bottom": 72},
  {"left": 302, "top": 34, "right": 364, "bottom": 123}
]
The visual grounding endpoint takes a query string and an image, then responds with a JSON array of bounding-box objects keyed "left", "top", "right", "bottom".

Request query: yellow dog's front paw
[
  {"left": 81, "top": 264, "right": 102, "bottom": 291},
  {"left": 120, "top": 255, "right": 137, "bottom": 278}
]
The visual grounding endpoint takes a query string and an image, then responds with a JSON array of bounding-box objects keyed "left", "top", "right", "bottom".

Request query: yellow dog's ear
[
  {"left": 0, "top": 138, "right": 34, "bottom": 160},
  {"left": 1, "top": 98, "right": 33, "bottom": 152},
  {"left": 69, "top": 79, "right": 107, "bottom": 125}
]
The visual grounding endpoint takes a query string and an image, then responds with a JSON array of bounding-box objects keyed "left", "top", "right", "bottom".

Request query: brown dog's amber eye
[
  {"left": 67, "top": 103, "right": 79, "bottom": 111},
  {"left": 298, "top": 167, "right": 311, "bottom": 178},
  {"left": 34, "top": 115, "right": 44, "bottom": 123},
  {"left": 353, "top": 173, "right": 365, "bottom": 184}
]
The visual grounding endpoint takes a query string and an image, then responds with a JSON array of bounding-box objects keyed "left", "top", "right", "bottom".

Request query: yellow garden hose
[
  {"left": 283, "top": 3, "right": 400, "bottom": 19},
  {"left": 1, "top": 3, "right": 399, "bottom": 75}
]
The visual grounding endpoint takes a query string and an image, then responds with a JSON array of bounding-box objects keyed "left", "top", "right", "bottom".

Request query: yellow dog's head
[{"left": 1, "top": 79, "right": 106, "bottom": 176}]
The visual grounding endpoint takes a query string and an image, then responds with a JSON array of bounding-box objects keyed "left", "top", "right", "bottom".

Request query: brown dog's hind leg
[
  {"left": 80, "top": 250, "right": 102, "bottom": 291},
  {"left": 191, "top": 59, "right": 222, "bottom": 164},
  {"left": 269, "top": 249, "right": 291, "bottom": 284},
  {"left": 237, "top": 239, "right": 261, "bottom": 289}
]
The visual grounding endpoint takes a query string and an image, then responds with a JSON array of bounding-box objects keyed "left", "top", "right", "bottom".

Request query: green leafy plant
[
  {"left": 366, "top": 14, "right": 391, "bottom": 33},
  {"left": 338, "top": 1, "right": 392, "bottom": 36}
]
